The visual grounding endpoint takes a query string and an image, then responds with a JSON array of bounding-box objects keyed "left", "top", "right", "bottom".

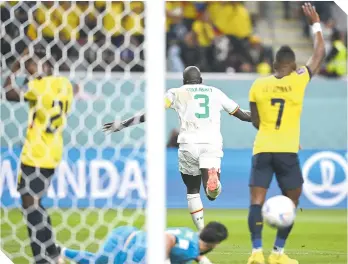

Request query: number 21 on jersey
[{"left": 46, "top": 100, "right": 69, "bottom": 133}]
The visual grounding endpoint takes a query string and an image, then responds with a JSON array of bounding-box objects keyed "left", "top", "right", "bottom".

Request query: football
[{"left": 262, "top": 195, "right": 296, "bottom": 228}]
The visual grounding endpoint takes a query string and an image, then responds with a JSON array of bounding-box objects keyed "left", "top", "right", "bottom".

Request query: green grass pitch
[{"left": 1, "top": 209, "right": 347, "bottom": 264}]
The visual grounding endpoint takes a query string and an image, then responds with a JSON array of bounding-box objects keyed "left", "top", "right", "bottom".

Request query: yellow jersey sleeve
[
  {"left": 24, "top": 79, "right": 42, "bottom": 101},
  {"left": 61, "top": 78, "right": 74, "bottom": 114},
  {"left": 295, "top": 66, "right": 312, "bottom": 88},
  {"left": 249, "top": 79, "right": 259, "bottom": 102}
]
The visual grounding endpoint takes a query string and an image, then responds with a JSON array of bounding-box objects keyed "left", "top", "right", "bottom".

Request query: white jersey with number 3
[{"left": 165, "top": 84, "right": 239, "bottom": 146}]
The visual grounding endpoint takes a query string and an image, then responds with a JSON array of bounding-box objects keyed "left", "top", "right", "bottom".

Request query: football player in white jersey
[{"left": 103, "top": 66, "right": 251, "bottom": 235}]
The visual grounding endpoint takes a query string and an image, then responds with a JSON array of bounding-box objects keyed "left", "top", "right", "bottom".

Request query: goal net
[{"left": 1, "top": 1, "right": 165, "bottom": 263}]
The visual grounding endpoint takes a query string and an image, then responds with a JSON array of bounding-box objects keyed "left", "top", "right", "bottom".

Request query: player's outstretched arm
[
  {"left": 102, "top": 113, "right": 146, "bottom": 133},
  {"left": 165, "top": 233, "right": 176, "bottom": 258},
  {"left": 303, "top": 2, "right": 325, "bottom": 75},
  {"left": 232, "top": 108, "right": 252, "bottom": 122},
  {"left": 249, "top": 102, "right": 260, "bottom": 129}
]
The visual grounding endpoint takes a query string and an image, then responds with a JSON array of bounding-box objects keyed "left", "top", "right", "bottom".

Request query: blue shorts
[{"left": 249, "top": 153, "right": 303, "bottom": 191}]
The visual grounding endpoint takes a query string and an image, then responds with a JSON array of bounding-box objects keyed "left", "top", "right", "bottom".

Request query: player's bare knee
[
  {"left": 283, "top": 187, "right": 302, "bottom": 207},
  {"left": 250, "top": 187, "right": 267, "bottom": 205}
]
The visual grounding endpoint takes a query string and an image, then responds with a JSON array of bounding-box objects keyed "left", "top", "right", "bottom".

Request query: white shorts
[{"left": 178, "top": 144, "right": 223, "bottom": 176}]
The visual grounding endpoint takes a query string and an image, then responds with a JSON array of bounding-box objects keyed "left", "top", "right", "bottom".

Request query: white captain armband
[{"left": 311, "top": 22, "right": 322, "bottom": 34}]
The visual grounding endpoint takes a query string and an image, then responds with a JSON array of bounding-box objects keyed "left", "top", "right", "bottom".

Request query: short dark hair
[
  {"left": 183, "top": 66, "right": 202, "bottom": 84},
  {"left": 199, "top": 221, "right": 228, "bottom": 244},
  {"left": 275, "top": 45, "right": 296, "bottom": 64}
]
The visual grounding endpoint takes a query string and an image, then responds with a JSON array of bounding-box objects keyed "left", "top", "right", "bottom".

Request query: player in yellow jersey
[
  {"left": 3, "top": 45, "right": 73, "bottom": 264},
  {"left": 246, "top": 3, "right": 325, "bottom": 264}
]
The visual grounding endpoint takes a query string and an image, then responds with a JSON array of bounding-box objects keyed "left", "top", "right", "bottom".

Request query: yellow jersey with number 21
[
  {"left": 21, "top": 76, "right": 73, "bottom": 169},
  {"left": 249, "top": 66, "right": 311, "bottom": 155}
]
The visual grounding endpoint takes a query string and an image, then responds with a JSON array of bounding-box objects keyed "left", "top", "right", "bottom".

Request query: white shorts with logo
[{"left": 178, "top": 143, "right": 223, "bottom": 176}]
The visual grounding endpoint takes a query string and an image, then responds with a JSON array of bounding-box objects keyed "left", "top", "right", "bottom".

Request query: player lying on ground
[
  {"left": 103, "top": 66, "right": 250, "bottom": 228},
  {"left": 247, "top": 3, "right": 325, "bottom": 264},
  {"left": 59, "top": 221, "right": 228, "bottom": 264},
  {"left": 2, "top": 45, "right": 74, "bottom": 264}
]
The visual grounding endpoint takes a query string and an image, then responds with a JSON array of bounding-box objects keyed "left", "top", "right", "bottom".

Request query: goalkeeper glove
[
  {"left": 102, "top": 120, "right": 124, "bottom": 133},
  {"left": 198, "top": 256, "right": 213, "bottom": 264}
]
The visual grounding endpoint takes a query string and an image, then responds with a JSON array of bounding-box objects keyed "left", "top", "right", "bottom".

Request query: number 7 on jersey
[{"left": 271, "top": 98, "right": 285, "bottom": 129}]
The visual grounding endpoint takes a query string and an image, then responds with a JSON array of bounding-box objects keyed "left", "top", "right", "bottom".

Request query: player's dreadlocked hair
[{"left": 199, "top": 221, "right": 228, "bottom": 244}]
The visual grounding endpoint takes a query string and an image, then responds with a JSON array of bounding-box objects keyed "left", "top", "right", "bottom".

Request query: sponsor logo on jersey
[{"left": 296, "top": 67, "right": 306, "bottom": 75}]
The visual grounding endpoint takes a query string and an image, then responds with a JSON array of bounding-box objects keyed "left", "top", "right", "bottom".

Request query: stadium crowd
[{"left": 1, "top": 1, "right": 346, "bottom": 77}]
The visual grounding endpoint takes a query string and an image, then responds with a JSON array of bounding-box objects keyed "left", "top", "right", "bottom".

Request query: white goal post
[{"left": 145, "top": 0, "right": 166, "bottom": 263}]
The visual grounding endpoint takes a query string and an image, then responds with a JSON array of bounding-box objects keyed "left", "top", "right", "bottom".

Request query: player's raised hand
[
  {"left": 302, "top": 2, "right": 320, "bottom": 25},
  {"left": 102, "top": 121, "right": 123, "bottom": 133}
]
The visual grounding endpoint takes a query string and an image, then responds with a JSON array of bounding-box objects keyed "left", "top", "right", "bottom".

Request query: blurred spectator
[
  {"left": 102, "top": 1, "right": 124, "bottom": 47},
  {"left": 2, "top": 1, "right": 345, "bottom": 77},
  {"left": 33, "top": 1, "right": 64, "bottom": 63},
  {"left": 321, "top": 19, "right": 336, "bottom": 53},
  {"left": 244, "top": 1, "right": 260, "bottom": 26},
  {"left": 208, "top": 2, "right": 253, "bottom": 64},
  {"left": 124, "top": 1, "right": 145, "bottom": 68},
  {"left": 0, "top": 3, "right": 12, "bottom": 66},
  {"left": 182, "top": 1, "right": 198, "bottom": 30},
  {"left": 77, "top": 1, "right": 99, "bottom": 42},
  {"left": 192, "top": 11, "right": 215, "bottom": 71},
  {"left": 1, "top": 1, "right": 33, "bottom": 66},
  {"left": 167, "top": 40, "right": 185, "bottom": 72},
  {"left": 166, "top": 1, "right": 188, "bottom": 43},
  {"left": 225, "top": 53, "right": 253, "bottom": 74},
  {"left": 312, "top": 1, "right": 333, "bottom": 23},
  {"left": 55, "top": 2, "right": 81, "bottom": 43},
  {"left": 249, "top": 35, "right": 273, "bottom": 75},
  {"left": 323, "top": 30, "right": 347, "bottom": 78},
  {"left": 282, "top": 2, "right": 293, "bottom": 20},
  {"left": 180, "top": 31, "right": 201, "bottom": 68},
  {"left": 124, "top": 1, "right": 144, "bottom": 45}
]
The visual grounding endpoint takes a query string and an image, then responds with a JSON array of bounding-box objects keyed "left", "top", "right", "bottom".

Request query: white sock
[
  {"left": 206, "top": 181, "right": 222, "bottom": 198},
  {"left": 252, "top": 248, "right": 263, "bottom": 253},
  {"left": 187, "top": 193, "right": 204, "bottom": 231},
  {"left": 272, "top": 247, "right": 284, "bottom": 254}
]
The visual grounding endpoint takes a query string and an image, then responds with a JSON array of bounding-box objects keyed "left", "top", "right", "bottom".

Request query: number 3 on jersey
[
  {"left": 194, "top": 94, "right": 209, "bottom": 118},
  {"left": 271, "top": 98, "right": 285, "bottom": 129}
]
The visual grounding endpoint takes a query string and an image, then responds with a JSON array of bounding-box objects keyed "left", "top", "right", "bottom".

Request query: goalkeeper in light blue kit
[{"left": 59, "top": 221, "right": 228, "bottom": 264}]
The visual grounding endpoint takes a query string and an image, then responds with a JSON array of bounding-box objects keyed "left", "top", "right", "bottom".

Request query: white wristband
[{"left": 311, "top": 22, "right": 322, "bottom": 34}]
